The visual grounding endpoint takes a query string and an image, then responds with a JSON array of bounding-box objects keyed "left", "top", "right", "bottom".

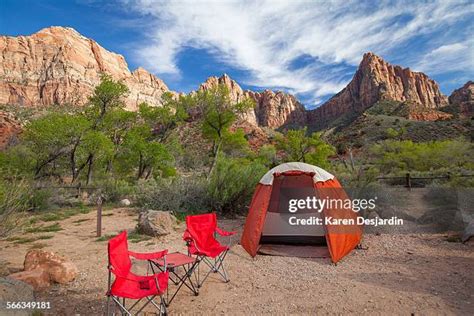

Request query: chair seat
[
  {"left": 110, "top": 271, "right": 169, "bottom": 299},
  {"left": 189, "top": 244, "right": 229, "bottom": 258}
]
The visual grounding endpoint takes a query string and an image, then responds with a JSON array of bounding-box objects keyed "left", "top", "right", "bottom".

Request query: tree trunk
[
  {"left": 137, "top": 153, "right": 144, "bottom": 179},
  {"left": 144, "top": 167, "right": 153, "bottom": 180},
  {"left": 86, "top": 154, "right": 94, "bottom": 185},
  {"left": 72, "top": 154, "right": 92, "bottom": 183},
  {"left": 207, "top": 140, "right": 222, "bottom": 180}
]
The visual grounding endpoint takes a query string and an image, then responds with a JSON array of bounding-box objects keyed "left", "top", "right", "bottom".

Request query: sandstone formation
[
  {"left": 199, "top": 74, "right": 307, "bottom": 128},
  {"left": 448, "top": 81, "right": 474, "bottom": 117},
  {"left": 449, "top": 81, "right": 473, "bottom": 105},
  {"left": 0, "top": 111, "right": 21, "bottom": 149},
  {"left": 9, "top": 250, "right": 78, "bottom": 290},
  {"left": 404, "top": 110, "right": 452, "bottom": 121},
  {"left": 392, "top": 101, "right": 452, "bottom": 121},
  {"left": 0, "top": 27, "right": 464, "bottom": 133},
  {"left": 308, "top": 52, "right": 449, "bottom": 126},
  {"left": 0, "top": 26, "right": 171, "bottom": 110}
]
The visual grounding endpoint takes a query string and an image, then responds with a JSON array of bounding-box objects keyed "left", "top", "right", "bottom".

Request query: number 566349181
[{"left": 5, "top": 301, "right": 51, "bottom": 309}]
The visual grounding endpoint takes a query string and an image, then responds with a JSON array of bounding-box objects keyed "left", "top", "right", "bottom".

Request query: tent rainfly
[{"left": 240, "top": 162, "right": 363, "bottom": 263}]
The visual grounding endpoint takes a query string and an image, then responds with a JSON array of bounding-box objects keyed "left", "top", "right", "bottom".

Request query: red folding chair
[
  {"left": 106, "top": 231, "right": 169, "bottom": 315},
  {"left": 183, "top": 213, "right": 236, "bottom": 287}
]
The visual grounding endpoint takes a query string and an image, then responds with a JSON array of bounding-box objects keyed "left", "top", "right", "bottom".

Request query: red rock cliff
[
  {"left": 308, "top": 52, "right": 448, "bottom": 125},
  {"left": 0, "top": 27, "right": 171, "bottom": 110},
  {"left": 199, "top": 74, "right": 307, "bottom": 128}
]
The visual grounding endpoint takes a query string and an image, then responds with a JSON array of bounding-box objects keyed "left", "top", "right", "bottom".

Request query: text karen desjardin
[{"left": 289, "top": 216, "right": 404, "bottom": 227}]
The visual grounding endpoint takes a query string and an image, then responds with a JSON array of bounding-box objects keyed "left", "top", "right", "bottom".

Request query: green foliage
[
  {"left": 256, "top": 144, "right": 278, "bottom": 167},
  {"left": 30, "top": 188, "right": 53, "bottom": 211},
  {"left": 136, "top": 177, "right": 209, "bottom": 213},
  {"left": 192, "top": 84, "right": 255, "bottom": 173},
  {"left": 207, "top": 156, "right": 267, "bottom": 213},
  {"left": 25, "top": 222, "right": 62, "bottom": 233},
  {"left": 88, "top": 74, "right": 129, "bottom": 123},
  {"left": 0, "top": 145, "right": 35, "bottom": 175},
  {"left": 0, "top": 176, "right": 30, "bottom": 237},
  {"left": 22, "top": 112, "right": 90, "bottom": 177},
  {"left": 385, "top": 127, "right": 399, "bottom": 139},
  {"left": 119, "top": 125, "right": 175, "bottom": 179},
  {"left": 370, "top": 139, "right": 474, "bottom": 175},
  {"left": 385, "top": 127, "right": 406, "bottom": 140},
  {"left": 94, "top": 178, "right": 135, "bottom": 203},
  {"left": 276, "top": 127, "right": 335, "bottom": 168}
]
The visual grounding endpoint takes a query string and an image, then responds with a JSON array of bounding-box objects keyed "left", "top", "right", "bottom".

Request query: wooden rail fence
[
  {"left": 34, "top": 184, "right": 104, "bottom": 237},
  {"left": 376, "top": 173, "right": 474, "bottom": 189}
]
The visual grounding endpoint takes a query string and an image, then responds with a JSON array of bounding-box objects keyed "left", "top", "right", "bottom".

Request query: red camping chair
[
  {"left": 183, "top": 213, "right": 236, "bottom": 287},
  {"left": 106, "top": 231, "right": 169, "bottom": 316}
]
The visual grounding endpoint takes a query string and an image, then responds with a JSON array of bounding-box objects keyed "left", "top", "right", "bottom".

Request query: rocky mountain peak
[
  {"left": 448, "top": 81, "right": 474, "bottom": 117},
  {"left": 198, "top": 74, "right": 306, "bottom": 128},
  {"left": 0, "top": 26, "right": 170, "bottom": 110},
  {"left": 307, "top": 52, "right": 449, "bottom": 127},
  {"left": 449, "top": 81, "right": 473, "bottom": 104}
]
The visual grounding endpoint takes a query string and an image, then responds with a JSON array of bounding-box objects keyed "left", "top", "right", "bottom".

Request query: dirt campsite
[{"left": 1, "top": 206, "right": 473, "bottom": 315}]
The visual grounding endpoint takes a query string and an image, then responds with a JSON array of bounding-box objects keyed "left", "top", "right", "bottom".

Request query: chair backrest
[
  {"left": 108, "top": 231, "right": 132, "bottom": 277},
  {"left": 185, "top": 213, "right": 219, "bottom": 251}
]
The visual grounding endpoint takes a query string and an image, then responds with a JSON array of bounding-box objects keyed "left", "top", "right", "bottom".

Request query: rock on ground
[
  {"left": 119, "top": 199, "right": 131, "bottom": 207},
  {"left": 9, "top": 250, "right": 78, "bottom": 290},
  {"left": 462, "top": 220, "right": 474, "bottom": 242},
  {"left": 137, "top": 210, "right": 177, "bottom": 236},
  {"left": 0, "top": 277, "right": 35, "bottom": 315}
]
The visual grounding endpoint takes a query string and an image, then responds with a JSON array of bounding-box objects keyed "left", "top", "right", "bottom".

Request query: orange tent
[{"left": 241, "top": 162, "right": 363, "bottom": 263}]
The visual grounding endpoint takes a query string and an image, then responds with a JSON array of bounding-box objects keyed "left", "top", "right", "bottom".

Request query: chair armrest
[
  {"left": 183, "top": 230, "right": 192, "bottom": 241},
  {"left": 129, "top": 249, "right": 168, "bottom": 260},
  {"left": 216, "top": 227, "right": 236, "bottom": 236}
]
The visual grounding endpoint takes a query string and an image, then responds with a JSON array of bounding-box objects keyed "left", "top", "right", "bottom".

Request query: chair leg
[
  {"left": 106, "top": 294, "right": 110, "bottom": 316},
  {"left": 111, "top": 296, "right": 132, "bottom": 316},
  {"left": 161, "top": 296, "right": 168, "bottom": 316},
  {"left": 106, "top": 270, "right": 111, "bottom": 316},
  {"left": 195, "top": 251, "right": 230, "bottom": 287}
]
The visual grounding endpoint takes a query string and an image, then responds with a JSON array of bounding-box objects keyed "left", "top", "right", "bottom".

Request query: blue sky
[{"left": 1, "top": 0, "right": 473, "bottom": 109}]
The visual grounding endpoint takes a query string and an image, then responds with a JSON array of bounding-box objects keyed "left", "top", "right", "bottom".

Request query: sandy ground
[{"left": 0, "top": 207, "right": 473, "bottom": 315}]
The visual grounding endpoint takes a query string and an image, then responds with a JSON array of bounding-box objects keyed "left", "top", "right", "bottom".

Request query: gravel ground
[{"left": 0, "top": 208, "right": 473, "bottom": 315}]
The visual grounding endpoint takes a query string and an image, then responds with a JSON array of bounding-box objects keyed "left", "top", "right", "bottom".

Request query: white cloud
[
  {"left": 122, "top": 0, "right": 473, "bottom": 105},
  {"left": 414, "top": 39, "right": 474, "bottom": 74}
]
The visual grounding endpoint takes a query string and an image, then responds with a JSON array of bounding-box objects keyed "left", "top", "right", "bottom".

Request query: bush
[
  {"left": 95, "top": 178, "right": 135, "bottom": 203},
  {"left": 0, "top": 177, "right": 31, "bottom": 237},
  {"left": 30, "top": 188, "right": 53, "bottom": 211},
  {"left": 135, "top": 176, "right": 209, "bottom": 213},
  {"left": 207, "top": 156, "right": 266, "bottom": 214}
]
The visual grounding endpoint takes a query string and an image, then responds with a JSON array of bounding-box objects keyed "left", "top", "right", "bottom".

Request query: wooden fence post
[
  {"left": 405, "top": 173, "right": 411, "bottom": 190},
  {"left": 97, "top": 191, "right": 103, "bottom": 237}
]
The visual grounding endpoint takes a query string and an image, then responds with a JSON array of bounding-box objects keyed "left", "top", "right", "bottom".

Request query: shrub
[
  {"left": 135, "top": 176, "right": 209, "bottom": 213},
  {"left": 0, "top": 176, "right": 31, "bottom": 237},
  {"left": 94, "top": 178, "right": 135, "bottom": 203},
  {"left": 207, "top": 156, "right": 266, "bottom": 214},
  {"left": 30, "top": 188, "right": 53, "bottom": 211}
]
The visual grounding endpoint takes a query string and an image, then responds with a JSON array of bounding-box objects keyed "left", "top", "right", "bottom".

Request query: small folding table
[{"left": 149, "top": 252, "right": 199, "bottom": 306}]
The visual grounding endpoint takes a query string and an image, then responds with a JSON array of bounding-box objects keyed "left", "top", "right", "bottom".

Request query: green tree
[
  {"left": 370, "top": 139, "right": 474, "bottom": 174},
  {"left": 22, "top": 113, "right": 90, "bottom": 179},
  {"left": 87, "top": 74, "right": 129, "bottom": 127},
  {"left": 81, "top": 75, "right": 129, "bottom": 180},
  {"left": 255, "top": 144, "right": 278, "bottom": 167},
  {"left": 275, "top": 128, "right": 335, "bottom": 168},
  {"left": 120, "top": 126, "right": 174, "bottom": 180},
  {"left": 193, "top": 84, "right": 254, "bottom": 175},
  {"left": 76, "top": 131, "right": 114, "bottom": 184},
  {"left": 102, "top": 108, "right": 137, "bottom": 173}
]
